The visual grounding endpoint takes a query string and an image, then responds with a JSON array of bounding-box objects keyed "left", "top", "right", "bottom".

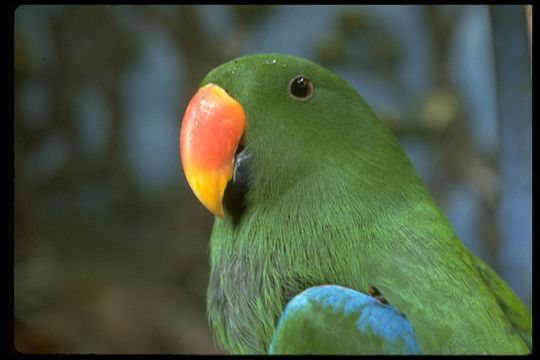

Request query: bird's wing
[{"left": 268, "top": 285, "right": 420, "bottom": 354}]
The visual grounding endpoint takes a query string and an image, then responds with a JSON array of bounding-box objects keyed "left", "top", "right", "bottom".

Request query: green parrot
[{"left": 178, "top": 53, "right": 531, "bottom": 354}]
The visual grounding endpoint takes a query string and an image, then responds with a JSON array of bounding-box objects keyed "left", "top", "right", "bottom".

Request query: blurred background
[{"left": 13, "top": 5, "right": 532, "bottom": 354}]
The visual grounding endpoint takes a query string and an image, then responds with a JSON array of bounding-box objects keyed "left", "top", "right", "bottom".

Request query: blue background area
[{"left": 14, "top": 5, "right": 531, "bottom": 354}]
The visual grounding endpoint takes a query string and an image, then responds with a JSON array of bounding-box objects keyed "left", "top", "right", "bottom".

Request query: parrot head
[{"left": 180, "top": 53, "right": 418, "bottom": 225}]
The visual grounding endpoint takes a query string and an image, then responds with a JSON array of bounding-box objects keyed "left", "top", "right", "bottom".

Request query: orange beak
[{"left": 179, "top": 83, "right": 246, "bottom": 219}]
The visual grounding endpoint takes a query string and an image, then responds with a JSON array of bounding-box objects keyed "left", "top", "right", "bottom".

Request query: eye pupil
[{"left": 289, "top": 76, "right": 313, "bottom": 100}]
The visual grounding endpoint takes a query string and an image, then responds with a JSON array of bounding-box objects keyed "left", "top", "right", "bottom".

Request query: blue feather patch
[{"left": 269, "top": 285, "right": 420, "bottom": 354}]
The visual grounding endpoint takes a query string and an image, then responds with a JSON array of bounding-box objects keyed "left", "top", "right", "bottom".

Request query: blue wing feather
[{"left": 269, "top": 285, "right": 420, "bottom": 354}]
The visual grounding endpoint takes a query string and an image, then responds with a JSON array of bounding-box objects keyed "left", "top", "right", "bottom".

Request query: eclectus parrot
[{"left": 178, "top": 54, "right": 531, "bottom": 354}]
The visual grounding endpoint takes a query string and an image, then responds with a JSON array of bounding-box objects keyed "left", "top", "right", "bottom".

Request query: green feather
[{"left": 192, "top": 53, "right": 531, "bottom": 354}]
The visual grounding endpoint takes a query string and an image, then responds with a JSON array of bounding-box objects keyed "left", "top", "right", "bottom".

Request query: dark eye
[{"left": 289, "top": 76, "right": 313, "bottom": 100}]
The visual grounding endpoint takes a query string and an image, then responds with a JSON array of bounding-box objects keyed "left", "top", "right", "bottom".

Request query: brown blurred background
[{"left": 13, "top": 5, "right": 531, "bottom": 354}]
